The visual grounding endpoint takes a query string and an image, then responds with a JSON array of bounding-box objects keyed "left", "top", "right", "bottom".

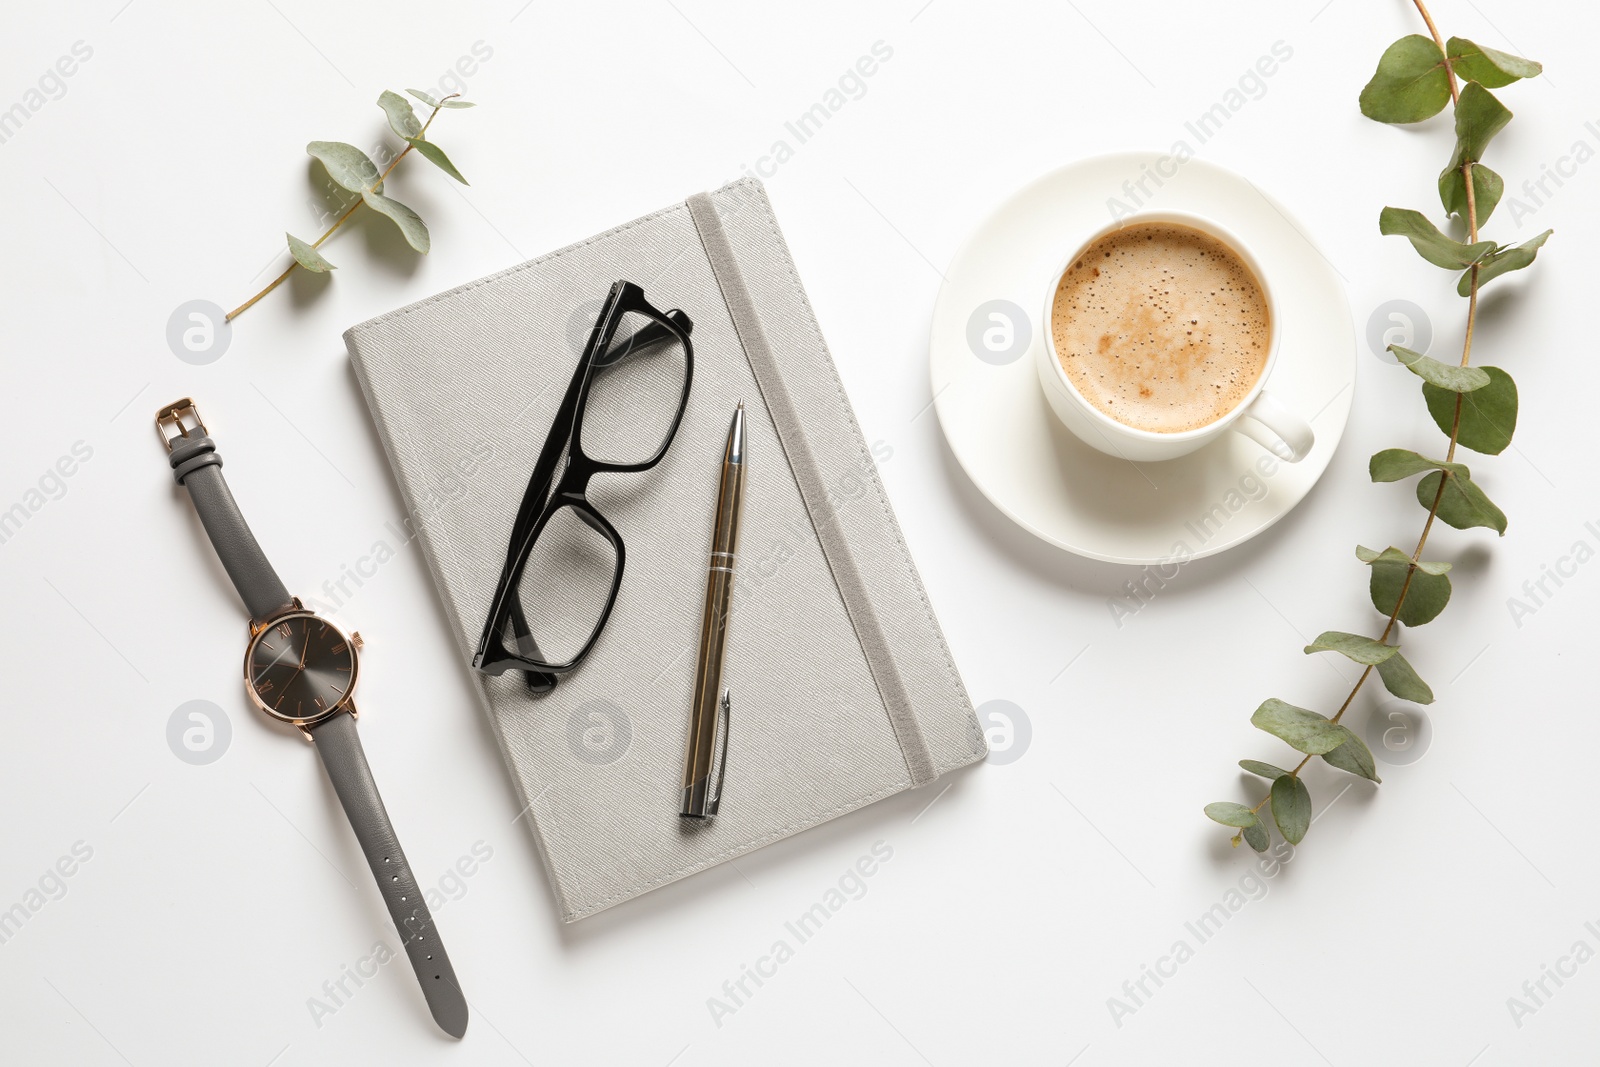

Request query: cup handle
[{"left": 1234, "top": 389, "right": 1314, "bottom": 463}]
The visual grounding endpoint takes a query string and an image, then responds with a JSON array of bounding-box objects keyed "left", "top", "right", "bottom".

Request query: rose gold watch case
[{"left": 241, "top": 601, "right": 364, "bottom": 732}]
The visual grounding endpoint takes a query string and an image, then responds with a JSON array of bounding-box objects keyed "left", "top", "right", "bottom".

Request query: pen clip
[{"left": 705, "top": 688, "right": 731, "bottom": 817}]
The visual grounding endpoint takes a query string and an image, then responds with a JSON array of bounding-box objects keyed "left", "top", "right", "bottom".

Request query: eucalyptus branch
[
  {"left": 225, "top": 88, "right": 476, "bottom": 323},
  {"left": 1206, "top": 0, "right": 1550, "bottom": 851}
]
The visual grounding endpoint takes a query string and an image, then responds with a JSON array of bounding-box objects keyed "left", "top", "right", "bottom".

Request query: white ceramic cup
[{"left": 1035, "top": 210, "right": 1314, "bottom": 464}]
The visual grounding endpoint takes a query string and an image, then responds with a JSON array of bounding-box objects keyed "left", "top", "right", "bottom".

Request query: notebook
[{"left": 345, "top": 178, "right": 985, "bottom": 922}]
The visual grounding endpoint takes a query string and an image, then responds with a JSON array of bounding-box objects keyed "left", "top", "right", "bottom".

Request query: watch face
[{"left": 245, "top": 613, "right": 356, "bottom": 722}]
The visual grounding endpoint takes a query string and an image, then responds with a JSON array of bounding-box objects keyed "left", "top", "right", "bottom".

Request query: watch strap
[
  {"left": 158, "top": 401, "right": 295, "bottom": 624},
  {"left": 309, "top": 709, "right": 469, "bottom": 1038}
]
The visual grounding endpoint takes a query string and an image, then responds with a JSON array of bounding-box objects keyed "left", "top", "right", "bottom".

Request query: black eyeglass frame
[{"left": 471, "top": 280, "right": 694, "bottom": 692}]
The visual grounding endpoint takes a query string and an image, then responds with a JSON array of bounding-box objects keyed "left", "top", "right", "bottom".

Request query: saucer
[{"left": 929, "top": 152, "right": 1355, "bottom": 565}]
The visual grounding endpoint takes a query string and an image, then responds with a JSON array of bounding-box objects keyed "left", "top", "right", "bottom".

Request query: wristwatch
[{"left": 156, "top": 398, "right": 468, "bottom": 1038}]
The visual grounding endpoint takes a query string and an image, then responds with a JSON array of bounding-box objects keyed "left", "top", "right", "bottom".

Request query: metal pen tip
[{"left": 726, "top": 402, "right": 745, "bottom": 465}]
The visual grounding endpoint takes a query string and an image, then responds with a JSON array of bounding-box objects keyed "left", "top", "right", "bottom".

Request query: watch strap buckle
[{"left": 155, "top": 398, "right": 207, "bottom": 452}]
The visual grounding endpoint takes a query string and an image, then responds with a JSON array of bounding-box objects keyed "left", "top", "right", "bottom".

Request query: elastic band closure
[{"left": 686, "top": 191, "right": 936, "bottom": 787}]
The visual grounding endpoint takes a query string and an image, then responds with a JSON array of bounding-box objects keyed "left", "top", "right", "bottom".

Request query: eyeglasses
[{"left": 472, "top": 280, "right": 694, "bottom": 693}]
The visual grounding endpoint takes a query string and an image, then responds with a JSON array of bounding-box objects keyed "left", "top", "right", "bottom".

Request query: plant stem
[
  {"left": 1412, "top": 0, "right": 1460, "bottom": 104},
  {"left": 224, "top": 96, "right": 455, "bottom": 322},
  {"left": 1252, "top": 0, "right": 1479, "bottom": 809},
  {"left": 225, "top": 201, "right": 364, "bottom": 322}
]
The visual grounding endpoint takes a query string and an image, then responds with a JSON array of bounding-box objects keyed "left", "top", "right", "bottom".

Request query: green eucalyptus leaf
[
  {"left": 1380, "top": 207, "right": 1496, "bottom": 269},
  {"left": 1305, "top": 630, "right": 1400, "bottom": 666},
  {"left": 1251, "top": 699, "right": 1348, "bottom": 755},
  {"left": 1355, "top": 545, "right": 1450, "bottom": 575},
  {"left": 1390, "top": 345, "right": 1491, "bottom": 392},
  {"left": 361, "top": 190, "right": 430, "bottom": 253},
  {"left": 1416, "top": 467, "right": 1507, "bottom": 534},
  {"left": 307, "top": 140, "right": 383, "bottom": 194},
  {"left": 1322, "top": 729, "right": 1382, "bottom": 782},
  {"left": 1451, "top": 83, "right": 1513, "bottom": 161},
  {"left": 406, "top": 88, "right": 474, "bottom": 109},
  {"left": 1357, "top": 546, "right": 1453, "bottom": 627},
  {"left": 1423, "top": 366, "right": 1518, "bottom": 455},
  {"left": 1205, "top": 802, "right": 1259, "bottom": 828},
  {"left": 1360, "top": 34, "right": 1453, "bottom": 123},
  {"left": 1460, "top": 230, "right": 1552, "bottom": 296},
  {"left": 286, "top": 232, "right": 335, "bottom": 272},
  {"left": 407, "top": 137, "right": 469, "bottom": 184},
  {"left": 1376, "top": 648, "right": 1435, "bottom": 704},
  {"left": 1240, "top": 759, "right": 1293, "bottom": 780},
  {"left": 1445, "top": 83, "right": 1512, "bottom": 167},
  {"left": 1440, "top": 161, "right": 1504, "bottom": 226},
  {"left": 1446, "top": 37, "right": 1543, "bottom": 88},
  {"left": 377, "top": 90, "right": 422, "bottom": 140},
  {"left": 1271, "top": 774, "right": 1312, "bottom": 845},
  {"left": 1369, "top": 448, "right": 1464, "bottom": 483},
  {"left": 1242, "top": 820, "right": 1271, "bottom": 852},
  {"left": 1438, "top": 84, "right": 1512, "bottom": 223}
]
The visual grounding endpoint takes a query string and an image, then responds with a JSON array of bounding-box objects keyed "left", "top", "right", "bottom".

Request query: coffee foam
[{"left": 1050, "top": 222, "right": 1271, "bottom": 434}]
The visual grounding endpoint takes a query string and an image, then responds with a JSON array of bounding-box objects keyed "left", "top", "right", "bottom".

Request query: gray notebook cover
[{"left": 345, "top": 178, "right": 985, "bottom": 922}]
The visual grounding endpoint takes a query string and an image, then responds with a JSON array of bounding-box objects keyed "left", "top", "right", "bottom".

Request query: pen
[{"left": 681, "top": 402, "right": 745, "bottom": 820}]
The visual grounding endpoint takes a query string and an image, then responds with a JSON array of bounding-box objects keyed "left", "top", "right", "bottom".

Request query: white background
[{"left": 1, "top": 1, "right": 1593, "bottom": 1064}]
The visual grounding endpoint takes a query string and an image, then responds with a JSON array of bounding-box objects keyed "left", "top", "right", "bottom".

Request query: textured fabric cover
[{"left": 345, "top": 179, "right": 985, "bottom": 922}]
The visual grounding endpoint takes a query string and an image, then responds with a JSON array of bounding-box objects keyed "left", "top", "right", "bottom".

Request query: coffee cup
[{"left": 1035, "top": 210, "right": 1314, "bottom": 464}]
